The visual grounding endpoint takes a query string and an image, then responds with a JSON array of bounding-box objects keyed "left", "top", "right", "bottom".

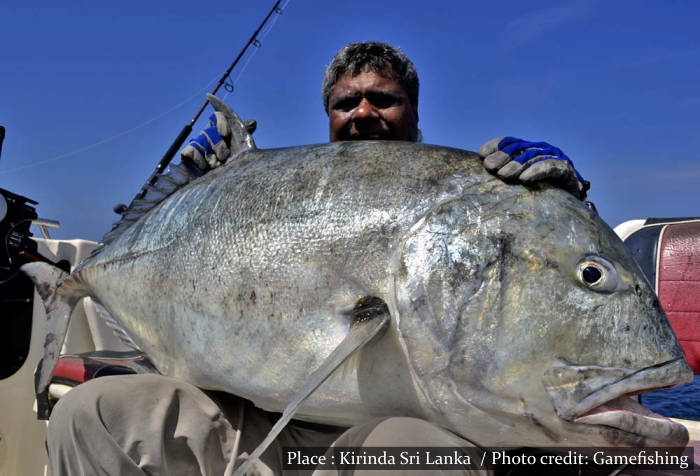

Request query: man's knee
[
  {"left": 47, "top": 374, "right": 237, "bottom": 476},
  {"left": 362, "top": 417, "right": 470, "bottom": 447},
  {"left": 330, "top": 417, "right": 473, "bottom": 448},
  {"left": 48, "top": 374, "right": 183, "bottom": 442},
  {"left": 48, "top": 377, "right": 107, "bottom": 438}
]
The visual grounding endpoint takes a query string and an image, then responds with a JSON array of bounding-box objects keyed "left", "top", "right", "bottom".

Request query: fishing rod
[
  {"left": 0, "top": 126, "right": 5, "bottom": 161},
  {"left": 132, "top": 0, "right": 283, "bottom": 202}
]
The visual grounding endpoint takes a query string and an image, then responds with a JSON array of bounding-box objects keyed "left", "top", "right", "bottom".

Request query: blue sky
[{"left": 1, "top": 0, "right": 698, "bottom": 241}]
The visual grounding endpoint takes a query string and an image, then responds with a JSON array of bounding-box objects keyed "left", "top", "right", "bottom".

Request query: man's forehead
[
  {"left": 331, "top": 70, "right": 406, "bottom": 94},
  {"left": 351, "top": 63, "right": 398, "bottom": 79}
]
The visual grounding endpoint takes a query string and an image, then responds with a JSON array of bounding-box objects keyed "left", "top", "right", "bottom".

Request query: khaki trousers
[{"left": 46, "top": 374, "right": 489, "bottom": 476}]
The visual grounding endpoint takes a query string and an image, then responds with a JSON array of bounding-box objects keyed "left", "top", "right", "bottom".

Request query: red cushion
[
  {"left": 51, "top": 351, "right": 153, "bottom": 386},
  {"left": 52, "top": 355, "right": 87, "bottom": 385},
  {"left": 657, "top": 222, "right": 700, "bottom": 373}
]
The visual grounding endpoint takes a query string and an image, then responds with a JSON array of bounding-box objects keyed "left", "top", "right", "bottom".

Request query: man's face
[{"left": 327, "top": 70, "right": 418, "bottom": 142}]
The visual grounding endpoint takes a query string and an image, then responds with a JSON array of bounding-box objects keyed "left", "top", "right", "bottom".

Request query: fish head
[{"left": 391, "top": 185, "right": 692, "bottom": 447}]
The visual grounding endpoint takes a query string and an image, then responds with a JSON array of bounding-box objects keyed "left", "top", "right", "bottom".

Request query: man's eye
[
  {"left": 332, "top": 97, "right": 360, "bottom": 112},
  {"left": 369, "top": 93, "right": 399, "bottom": 108}
]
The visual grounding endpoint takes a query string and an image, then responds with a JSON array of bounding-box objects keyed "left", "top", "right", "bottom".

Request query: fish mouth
[
  {"left": 573, "top": 394, "right": 688, "bottom": 445},
  {"left": 544, "top": 358, "right": 693, "bottom": 445}
]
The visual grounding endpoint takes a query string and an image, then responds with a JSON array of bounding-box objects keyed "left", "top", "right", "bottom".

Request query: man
[{"left": 46, "top": 42, "right": 586, "bottom": 476}]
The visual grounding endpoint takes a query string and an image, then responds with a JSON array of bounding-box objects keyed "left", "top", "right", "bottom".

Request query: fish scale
[{"left": 82, "top": 143, "right": 484, "bottom": 415}]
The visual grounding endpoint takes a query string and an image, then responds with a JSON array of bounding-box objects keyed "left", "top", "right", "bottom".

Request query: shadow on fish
[{"left": 23, "top": 96, "right": 692, "bottom": 454}]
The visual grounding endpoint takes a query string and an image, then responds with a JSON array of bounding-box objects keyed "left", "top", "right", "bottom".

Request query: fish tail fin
[{"left": 21, "top": 262, "right": 88, "bottom": 419}]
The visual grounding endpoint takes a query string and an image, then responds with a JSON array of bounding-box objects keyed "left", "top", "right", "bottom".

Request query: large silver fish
[{"left": 25, "top": 99, "right": 692, "bottom": 450}]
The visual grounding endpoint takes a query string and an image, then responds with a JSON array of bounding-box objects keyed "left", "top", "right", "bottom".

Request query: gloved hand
[
  {"left": 478, "top": 137, "right": 589, "bottom": 200},
  {"left": 181, "top": 112, "right": 231, "bottom": 170},
  {"left": 181, "top": 113, "right": 257, "bottom": 171}
]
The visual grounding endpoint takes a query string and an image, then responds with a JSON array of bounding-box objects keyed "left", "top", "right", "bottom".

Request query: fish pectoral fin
[
  {"left": 207, "top": 94, "right": 256, "bottom": 157},
  {"left": 229, "top": 309, "right": 391, "bottom": 476},
  {"left": 21, "top": 262, "right": 87, "bottom": 419}
]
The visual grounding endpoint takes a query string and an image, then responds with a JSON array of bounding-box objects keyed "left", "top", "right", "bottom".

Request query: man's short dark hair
[{"left": 322, "top": 41, "right": 419, "bottom": 114}]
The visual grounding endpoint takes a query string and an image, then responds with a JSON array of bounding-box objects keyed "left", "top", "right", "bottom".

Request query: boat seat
[
  {"left": 621, "top": 218, "right": 700, "bottom": 374},
  {"left": 657, "top": 221, "right": 700, "bottom": 373},
  {"left": 43, "top": 350, "right": 159, "bottom": 416},
  {"left": 51, "top": 350, "right": 158, "bottom": 387}
]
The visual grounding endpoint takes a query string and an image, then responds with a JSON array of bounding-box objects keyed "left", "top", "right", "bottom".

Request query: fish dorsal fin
[
  {"left": 207, "top": 94, "right": 256, "bottom": 156},
  {"left": 228, "top": 303, "right": 390, "bottom": 476},
  {"left": 92, "top": 161, "right": 204, "bottom": 252},
  {"left": 92, "top": 96, "right": 255, "bottom": 254}
]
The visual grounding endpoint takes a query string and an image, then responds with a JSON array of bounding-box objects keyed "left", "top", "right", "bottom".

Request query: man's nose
[{"left": 352, "top": 98, "right": 377, "bottom": 120}]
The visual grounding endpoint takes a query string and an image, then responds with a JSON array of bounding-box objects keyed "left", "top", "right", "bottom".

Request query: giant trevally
[{"left": 24, "top": 97, "right": 692, "bottom": 451}]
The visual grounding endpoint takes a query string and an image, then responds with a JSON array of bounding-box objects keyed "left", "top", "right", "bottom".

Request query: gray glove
[{"left": 478, "top": 136, "right": 589, "bottom": 200}]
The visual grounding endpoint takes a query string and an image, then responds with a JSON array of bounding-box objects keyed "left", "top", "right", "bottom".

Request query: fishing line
[
  {"left": 222, "top": 0, "right": 291, "bottom": 100},
  {"left": 221, "top": 47, "right": 256, "bottom": 100},
  {"left": 0, "top": 75, "right": 219, "bottom": 175},
  {"left": 131, "top": 0, "right": 288, "bottom": 201},
  {"left": 0, "top": 0, "right": 291, "bottom": 175}
]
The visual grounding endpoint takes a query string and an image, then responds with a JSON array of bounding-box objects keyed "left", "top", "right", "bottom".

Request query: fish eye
[
  {"left": 582, "top": 266, "right": 602, "bottom": 284},
  {"left": 577, "top": 256, "right": 619, "bottom": 293}
]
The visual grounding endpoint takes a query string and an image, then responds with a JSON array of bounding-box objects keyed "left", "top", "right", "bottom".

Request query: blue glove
[
  {"left": 478, "top": 137, "right": 589, "bottom": 199},
  {"left": 181, "top": 112, "right": 232, "bottom": 170}
]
